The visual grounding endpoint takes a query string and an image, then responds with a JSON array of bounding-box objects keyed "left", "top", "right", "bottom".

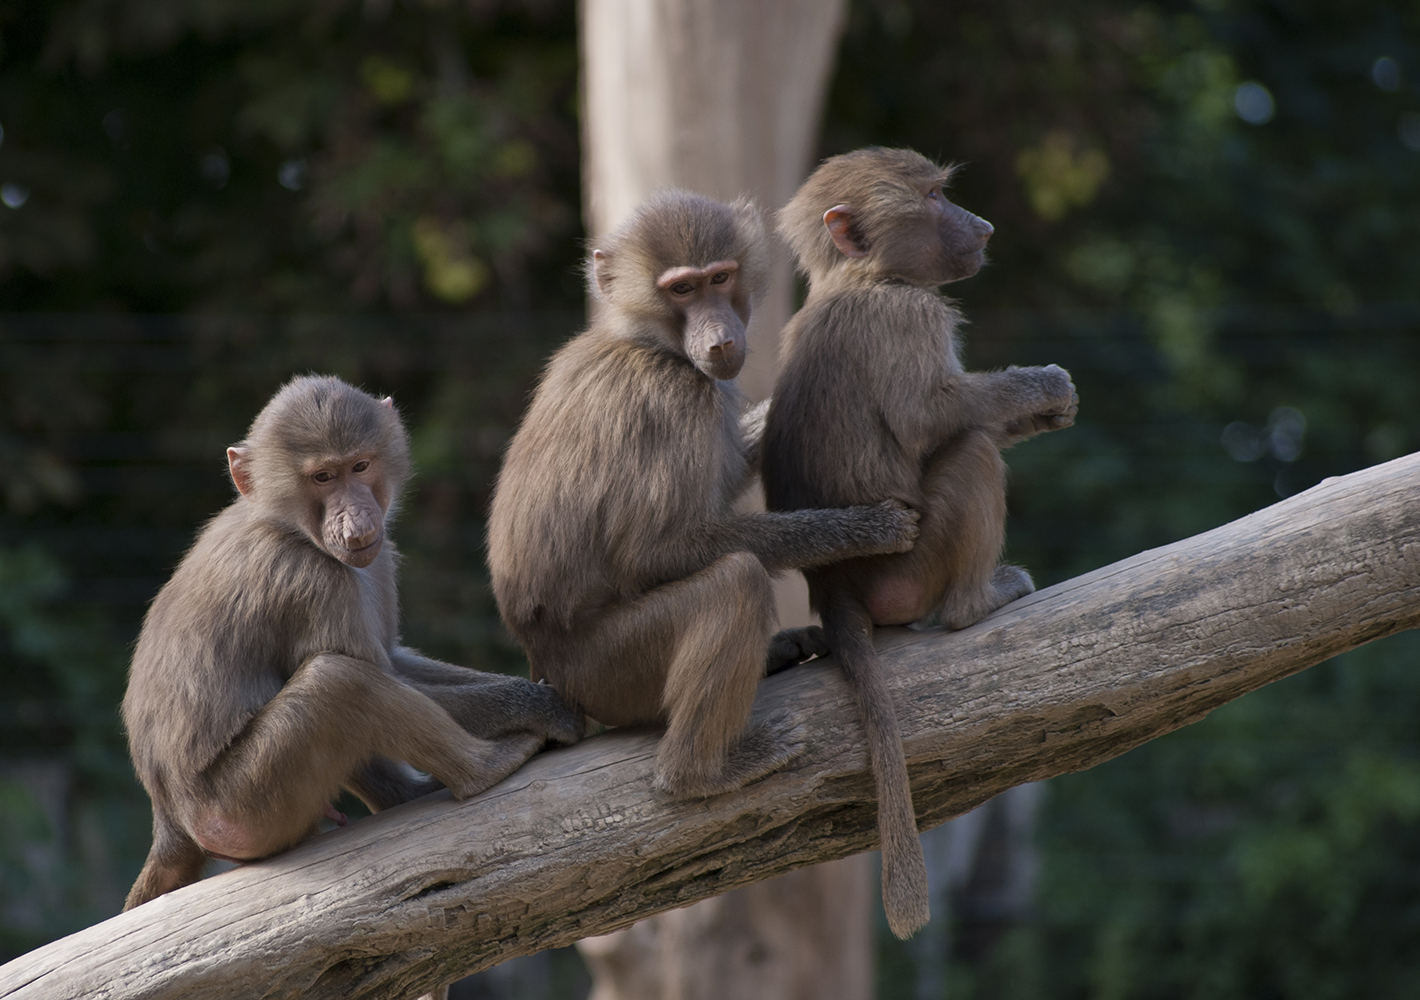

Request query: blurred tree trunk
[{"left": 578, "top": 2, "right": 861, "bottom": 998}]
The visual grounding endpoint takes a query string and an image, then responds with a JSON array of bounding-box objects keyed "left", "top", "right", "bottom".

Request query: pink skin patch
[
  {"left": 864, "top": 576, "right": 929, "bottom": 627},
  {"left": 190, "top": 810, "right": 263, "bottom": 862},
  {"left": 191, "top": 802, "right": 345, "bottom": 862}
]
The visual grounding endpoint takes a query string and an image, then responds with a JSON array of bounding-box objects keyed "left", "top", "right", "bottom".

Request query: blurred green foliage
[
  {"left": 0, "top": 0, "right": 1418, "bottom": 993},
  {"left": 0, "top": 0, "right": 583, "bottom": 311}
]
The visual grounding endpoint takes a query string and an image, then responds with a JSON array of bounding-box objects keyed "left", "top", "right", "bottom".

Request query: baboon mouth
[
  {"left": 333, "top": 536, "right": 383, "bottom": 564},
  {"left": 698, "top": 357, "right": 745, "bottom": 381}
]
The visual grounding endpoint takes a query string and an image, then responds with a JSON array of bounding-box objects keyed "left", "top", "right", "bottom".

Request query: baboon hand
[
  {"left": 1028, "top": 364, "right": 1076, "bottom": 414},
  {"left": 999, "top": 364, "right": 1077, "bottom": 441},
  {"left": 1003, "top": 388, "right": 1079, "bottom": 440},
  {"left": 535, "top": 681, "right": 588, "bottom": 746},
  {"left": 766, "top": 625, "right": 830, "bottom": 676},
  {"left": 862, "top": 500, "right": 920, "bottom": 554}
]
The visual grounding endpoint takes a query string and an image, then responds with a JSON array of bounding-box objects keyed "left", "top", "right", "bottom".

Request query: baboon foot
[
  {"left": 535, "top": 683, "right": 589, "bottom": 746},
  {"left": 442, "top": 733, "right": 544, "bottom": 800},
  {"left": 765, "top": 626, "right": 830, "bottom": 676},
  {"left": 654, "top": 709, "right": 807, "bottom": 799},
  {"left": 988, "top": 563, "right": 1035, "bottom": 606},
  {"left": 923, "top": 564, "right": 1036, "bottom": 631}
]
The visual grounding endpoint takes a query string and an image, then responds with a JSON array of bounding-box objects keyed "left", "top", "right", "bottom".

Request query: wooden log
[{"left": 4, "top": 453, "right": 1419, "bottom": 1000}]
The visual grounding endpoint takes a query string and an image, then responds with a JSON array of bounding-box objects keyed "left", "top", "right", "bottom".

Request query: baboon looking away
[
  {"left": 487, "top": 191, "right": 920, "bottom": 798},
  {"left": 762, "top": 148, "right": 1078, "bottom": 938},
  {"left": 122, "top": 375, "right": 583, "bottom": 910}
]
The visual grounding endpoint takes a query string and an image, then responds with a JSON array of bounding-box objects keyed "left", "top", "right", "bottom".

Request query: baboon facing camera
[{"left": 122, "top": 375, "right": 583, "bottom": 910}]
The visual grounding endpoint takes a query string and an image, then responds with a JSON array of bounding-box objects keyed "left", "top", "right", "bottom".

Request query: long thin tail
[{"left": 823, "top": 590, "right": 929, "bottom": 939}]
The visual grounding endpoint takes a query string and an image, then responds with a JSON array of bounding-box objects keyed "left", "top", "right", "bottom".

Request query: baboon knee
[{"left": 713, "top": 551, "right": 775, "bottom": 626}]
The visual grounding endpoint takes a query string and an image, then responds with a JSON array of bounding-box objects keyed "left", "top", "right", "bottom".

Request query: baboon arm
[
  {"left": 389, "top": 647, "right": 515, "bottom": 688},
  {"left": 927, "top": 366, "right": 1075, "bottom": 440},
  {"left": 700, "top": 504, "right": 917, "bottom": 574},
  {"left": 389, "top": 648, "right": 585, "bottom": 745}
]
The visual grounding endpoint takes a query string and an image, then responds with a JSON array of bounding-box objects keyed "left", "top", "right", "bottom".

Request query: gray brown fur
[
  {"left": 121, "top": 375, "right": 583, "bottom": 910},
  {"left": 487, "top": 191, "right": 919, "bottom": 799},
  {"left": 762, "top": 148, "right": 1077, "bottom": 938}
]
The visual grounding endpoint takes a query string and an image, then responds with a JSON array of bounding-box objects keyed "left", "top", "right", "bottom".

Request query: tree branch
[{"left": 5, "top": 454, "right": 1420, "bottom": 1000}]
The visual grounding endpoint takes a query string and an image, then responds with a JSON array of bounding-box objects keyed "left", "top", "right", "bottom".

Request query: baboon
[
  {"left": 762, "top": 148, "right": 1078, "bottom": 938},
  {"left": 486, "top": 191, "right": 920, "bottom": 799},
  {"left": 122, "top": 375, "right": 583, "bottom": 910}
]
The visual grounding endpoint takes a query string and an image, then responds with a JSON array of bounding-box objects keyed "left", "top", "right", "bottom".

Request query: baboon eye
[
  {"left": 352, "top": 460, "right": 371, "bottom": 474},
  {"left": 927, "top": 189, "right": 940, "bottom": 200},
  {"left": 313, "top": 470, "right": 336, "bottom": 483},
  {"left": 670, "top": 281, "right": 694, "bottom": 295},
  {"left": 710, "top": 271, "right": 729, "bottom": 284}
]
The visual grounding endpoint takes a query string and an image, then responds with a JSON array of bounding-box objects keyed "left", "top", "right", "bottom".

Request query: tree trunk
[
  {"left": 580, "top": 3, "right": 857, "bottom": 997},
  {"left": 5, "top": 452, "right": 1418, "bottom": 1000}
]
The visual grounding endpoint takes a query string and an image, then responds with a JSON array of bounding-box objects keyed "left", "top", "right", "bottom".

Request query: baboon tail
[{"left": 823, "top": 590, "right": 929, "bottom": 939}]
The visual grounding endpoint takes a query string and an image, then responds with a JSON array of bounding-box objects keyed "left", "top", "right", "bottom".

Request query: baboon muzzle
[{"left": 686, "top": 300, "right": 746, "bottom": 381}]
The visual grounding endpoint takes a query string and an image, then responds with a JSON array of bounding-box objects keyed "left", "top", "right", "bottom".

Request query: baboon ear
[
  {"left": 823, "top": 205, "right": 869, "bottom": 258},
  {"left": 380, "top": 396, "right": 394, "bottom": 410},
  {"left": 591, "top": 249, "right": 614, "bottom": 297},
  {"left": 227, "top": 446, "right": 254, "bottom": 497}
]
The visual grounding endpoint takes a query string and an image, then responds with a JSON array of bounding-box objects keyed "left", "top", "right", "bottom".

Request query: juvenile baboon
[
  {"left": 762, "top": 148, "right": 1078, "bottom": 938},
  {"left": 122, "top": 375, "right": 583, "bottom": 910},
  {"left": 487, "top": 191, "right": 919, "bottom": 799}
]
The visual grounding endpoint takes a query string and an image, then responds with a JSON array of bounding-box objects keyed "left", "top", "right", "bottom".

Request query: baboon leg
[
  {"left": 124, "top": 806, "right": 208, "bottom": 910},
  {"left": 537, "top": 552, "right": 803, "bottom": 798},
  {"left": 659, "top": 553, "right": 803, "bottom": 796},
  {"left": 862, "top": 428, "right": 1030, "bottom": 628},
  {"left": 389, "top": 649, "right": 585, "bottom": 745},
  {"left": 189, "top": 653, "right": 541, "bottom": 861}
]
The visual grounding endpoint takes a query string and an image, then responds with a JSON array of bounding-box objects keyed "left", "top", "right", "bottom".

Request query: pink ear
[
  {"left": 591, "top": 249, "right": 613, "bottom": 297},
  {"left": 380, "top": 396, "right": 394, "bottom": 410},
  {"left": 226, "top": 446, "right": 254, "bottom": 497},
  {"left": 822, "top": 206, "right": 869, "bottom": 258}
]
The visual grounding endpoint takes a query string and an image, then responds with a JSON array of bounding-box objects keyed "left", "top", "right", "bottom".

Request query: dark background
[{"left": 2, "top": 1, "right": 1419, "bottom": 996}]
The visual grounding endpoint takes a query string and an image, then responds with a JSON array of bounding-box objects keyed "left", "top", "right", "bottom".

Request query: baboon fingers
[
  {"left": 765, "top": 625, "right": 830, "bottom": 675},
  {"left": 878, "top": 500, "right": 921, "bottom": 552}
]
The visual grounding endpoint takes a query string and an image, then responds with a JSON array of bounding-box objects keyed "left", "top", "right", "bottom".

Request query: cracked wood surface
[{"left": 4, "top": 452, "right": 1419, "bottom": 1000}]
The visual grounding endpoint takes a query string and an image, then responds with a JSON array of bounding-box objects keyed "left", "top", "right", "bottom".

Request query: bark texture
[{"left": 4, "top": 453, "right": 1419, "bottom": 1000}]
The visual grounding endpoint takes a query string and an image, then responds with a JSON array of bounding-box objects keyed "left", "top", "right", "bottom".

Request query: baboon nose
[{"left": 344, "top": 528, "right": 377, "bottom": 549}]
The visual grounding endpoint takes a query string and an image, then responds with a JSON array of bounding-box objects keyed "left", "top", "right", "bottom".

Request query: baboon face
[
  {"left": 920, "top": 183, "right": 994, "bottom": 284},
  {"left": 823, "top": 182, "right": 994, "bottom": 287},
  {"left": 226, "top": 443, "right": 395, "bottom": 569},
  {"left": 656, "top": 258, "right": 750, "bottom": 380},
  {"left": 301, "top": 452, "right": 392, "bottom": 568},
  {"left": 589, "top": 191, "right": 766, "bottom": 383},
  {"left": 225, "top": 376, "right": 409, "bottom": 571}
]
